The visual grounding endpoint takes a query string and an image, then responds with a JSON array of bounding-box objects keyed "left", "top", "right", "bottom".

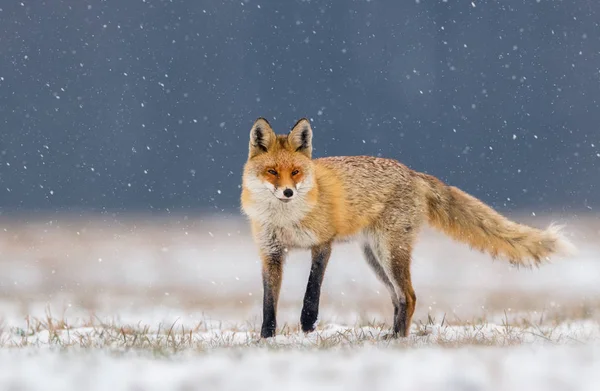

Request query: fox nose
[{"left": 283, "top": 188, "right": 294, "bottom": 198}]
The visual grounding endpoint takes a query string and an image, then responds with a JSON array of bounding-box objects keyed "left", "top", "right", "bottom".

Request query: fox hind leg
[
  {"left": 387, "top": 245, "right": 416, "bottom": 337},
  {"left": 362, "top": 243, "right": 400, "bottom": 323},
  {"left": 368, "top": 233, "right": 417, "bottom": 338}
]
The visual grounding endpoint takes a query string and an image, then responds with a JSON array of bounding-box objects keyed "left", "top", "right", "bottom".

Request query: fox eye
[
  {"left": 267, "top": 169, "right": 277, "bottom": 176},
  {"left": 291, "top": 170, "right": 300, "bottom": 176}
]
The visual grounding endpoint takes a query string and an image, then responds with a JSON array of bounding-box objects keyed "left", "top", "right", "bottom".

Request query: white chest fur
[
  {"left": 245, "top": 200, "right": 319, "bottom": 249},
  {"left": 242, "top": 177, "right": 319, "bottom": 249},
  {"left": 270, "top": 224, "right": 319, "bottom": 249}
]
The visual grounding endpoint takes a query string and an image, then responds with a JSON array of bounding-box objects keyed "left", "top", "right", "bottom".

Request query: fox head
[{"left": 242, "top": 118, "right": 316, "bottom": 216}]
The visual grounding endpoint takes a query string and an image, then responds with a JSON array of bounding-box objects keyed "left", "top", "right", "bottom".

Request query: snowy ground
[{"left": 0, "top": 212, "right": 599, "bottom": 390}]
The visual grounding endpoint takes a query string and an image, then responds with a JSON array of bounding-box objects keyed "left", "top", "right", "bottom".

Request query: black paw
[
  {"left": 300, "top": 311, "right": 317, "bottom": 333},
  {"left": 381, "top": 332, "right": 398, "bottom": 341},
  {"left": 260, "top": 325, "right": 276, "bottom": 339},
  {"left": 390, "top": 326, "right": 409, "bottom": 338}
]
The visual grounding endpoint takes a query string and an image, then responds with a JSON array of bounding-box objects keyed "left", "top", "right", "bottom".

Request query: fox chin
[{"left": 240, "top": 117, "right": 576, "bottom": 339}]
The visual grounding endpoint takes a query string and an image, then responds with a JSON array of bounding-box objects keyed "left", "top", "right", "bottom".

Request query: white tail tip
[{"left": 546, "top": 223, "right": 578, "bottom": 258}]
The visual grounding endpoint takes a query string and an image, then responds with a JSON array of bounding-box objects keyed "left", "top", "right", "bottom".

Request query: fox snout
[{"left": 274, "top": 186, "right": 295, "bottom": 202}]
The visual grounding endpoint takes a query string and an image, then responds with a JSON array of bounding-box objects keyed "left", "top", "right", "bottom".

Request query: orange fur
[
  {"left": 241, "top": 117, "right": 576, "bottom": 338},
  {"left": 417, "top": 173, "right": 576, "bottom": 267}
]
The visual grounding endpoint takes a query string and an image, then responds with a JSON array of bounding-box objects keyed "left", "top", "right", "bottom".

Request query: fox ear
[
  {"left": 249, "top": 118, "right": 275, "bottom": 158},
  {"left": 288, "top": 118, "right": 312, "bottom": 158}
]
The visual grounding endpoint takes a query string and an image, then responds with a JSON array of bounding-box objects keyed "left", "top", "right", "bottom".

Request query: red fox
[{"left": 241, "top": 117, "right": 575, "bottom": 339}]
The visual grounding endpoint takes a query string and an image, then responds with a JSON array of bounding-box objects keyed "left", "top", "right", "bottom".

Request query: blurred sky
[{"left": 1, "top": 0, "right": 598, "bottom": 214}]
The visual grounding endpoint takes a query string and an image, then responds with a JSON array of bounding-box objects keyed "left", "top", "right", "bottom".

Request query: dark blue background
[{"left": 1, "top": 0, "right": 598, "bottom": 214}]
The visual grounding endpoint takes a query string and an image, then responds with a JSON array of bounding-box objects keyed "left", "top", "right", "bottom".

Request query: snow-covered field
[{"left": 0, "top": 213, "right": 599, "bottom": 390}]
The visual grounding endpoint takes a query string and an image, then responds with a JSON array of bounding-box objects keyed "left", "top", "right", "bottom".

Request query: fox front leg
[
  {"left": 260, "top": 248, "right": 285, "bottom": 338},
  {"left": 300, "top": 243, "right": 332, "bottom": 333}
]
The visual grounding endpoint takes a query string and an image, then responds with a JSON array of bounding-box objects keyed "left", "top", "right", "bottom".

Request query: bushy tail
[{"left": 417, "top": 173, "right": 576, "bottom": 267}]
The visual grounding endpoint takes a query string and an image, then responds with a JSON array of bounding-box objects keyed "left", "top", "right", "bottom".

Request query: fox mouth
[{"left": 277, "top": 198, "right": 292, "bottom": 203}]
